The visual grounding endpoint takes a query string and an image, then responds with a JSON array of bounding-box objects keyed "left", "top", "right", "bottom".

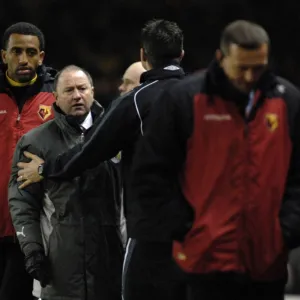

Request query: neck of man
[{"left": 6, "top": 71, "right": 38, "bottom": 87}]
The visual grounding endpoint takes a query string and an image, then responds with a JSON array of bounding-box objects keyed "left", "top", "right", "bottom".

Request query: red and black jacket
[
  {"left": 130, "top": 61, "right": 300, "bottom": 280},
  {"left": 0, "top": 65, "right": 56, "bottom": 239}
]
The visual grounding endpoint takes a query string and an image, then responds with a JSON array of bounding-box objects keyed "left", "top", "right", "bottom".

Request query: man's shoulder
[
  {"left": 20, "top": 120, "right": 56, "bottom": 145},
  {"left": 39, "top": 65, "right": 57, "bottom": 93},
  {"left": 110, "top": 83, "right": 152, "bottom": 106},
  {"left": 166, "top": 70, "right": 207, "bottom": 99},
  {"left": 128, "top": 77, "right": 185, "bottom": 102},
  {"left": 275, "top": 76, "right": 300, "bottom": 98},
  {"left": 120, "top": 82, "right": 154, "bottom": 100},
  {"left": 273, "top": 76, "right": 300, "bottom": 111},
  {"left": 269, "top": 76, "right": 300, "bottom": 128}
]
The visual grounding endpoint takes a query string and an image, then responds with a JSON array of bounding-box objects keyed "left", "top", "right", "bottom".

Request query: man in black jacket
[
  {"left": 129, "top": 20, "right": 300, "bottom": 300},
  {"left": 9, "top": 65, "right": 123, "bottom": 300},
  {"left": 16, "top": 19, "right": 187, "bottom": 300}
]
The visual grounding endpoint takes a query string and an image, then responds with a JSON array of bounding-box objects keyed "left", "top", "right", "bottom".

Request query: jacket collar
[
  {"left": 54, "top": 101, "right": 104, "bottom": 134},
  {"left": 0, "top": 64, "right": 57, "bottom": 96},
  {"left": 206, "top": 59, "right": 278, "bottom": 105},
  {"left": 140, "top": 63, "right": 185, "bottom": 83}
]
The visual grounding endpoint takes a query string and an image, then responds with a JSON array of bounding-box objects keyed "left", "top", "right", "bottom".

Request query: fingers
[
  {"left": 17, "top": 170, "right": 26, "bottom": 182},
  {"left": 23, "top": 151, "right": 37, "bottom": 160},
  {"left": 17, "top": 175, "right": 24, "bottom": 182},
  {"left": 18, "top": 175, "right": 43, "bottom": 185},
  {"left": 17, "top": 169, "right": 25, "bottom": 177},
  {"left": 17, "top": 162, "right": 27, "bottom": 168},
  {"left": 24, "top": 151, "right": 44, "bottom": 163},
  {"left": 19, "top": 179, "right": 32, "bottom": 189}
]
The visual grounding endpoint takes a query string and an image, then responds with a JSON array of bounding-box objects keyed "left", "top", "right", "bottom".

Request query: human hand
[{"left": 17, "top": 151, "right": 44, "bottom": 189}]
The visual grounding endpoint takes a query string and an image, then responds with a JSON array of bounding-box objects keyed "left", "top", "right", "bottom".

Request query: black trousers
[
  {"left": 0, "top": 241, "right": 33, "bottom": 300},
  {"left": 123, "top": 239, "right": 187, "bottom": 300},
  {"left": 188, "top": 272, "right": 286, "bottom": 300},
  {"left": 123, "top": 240, "right": 286, "bottom": 300}
]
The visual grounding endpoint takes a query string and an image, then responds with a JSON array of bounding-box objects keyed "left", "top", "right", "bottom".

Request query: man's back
[{"left": 118, "top": 66, "right": 186, "bottom": 236}]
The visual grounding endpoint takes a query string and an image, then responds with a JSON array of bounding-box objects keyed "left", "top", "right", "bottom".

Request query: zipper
[
  {"left": 15, "top": 113, "right": 22, "bottom": 138},
  {"left": 239, "top": 90, "right": 259, "bottom": 274},
  {"left": 244, "top": 124, "right": 248, "bottom": 138},
  {"left": 77, "top": 127, "right": 87, "bottom": 297},
  {"left": 80, "top": 215, "right": 88, "bottom": 299},
  {"left": 79, "top": 125, "right": 86, "bottom": 143},
  {"left": 241, "top": 117, "right": 250, "bottom": 274},
  {"left": 74, "top": 128, "right": 87, "bottom": 297},
  {"left": 80, "top": 132, "right": 85, "bottom": 143}
]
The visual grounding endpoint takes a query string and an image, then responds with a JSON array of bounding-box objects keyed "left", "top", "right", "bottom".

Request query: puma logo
[{"left": 16, "top": 226, "right": 26, "bottom": 237}]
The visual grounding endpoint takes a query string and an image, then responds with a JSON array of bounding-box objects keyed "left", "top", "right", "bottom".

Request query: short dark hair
[
  {"left": 54, "top": 65, "right": 93, "bottom": 91},
  {"left": 2, "top": 22, "right": 45, "bottom": 51},
  {"left": 220, "top": 20, "right": 270, "bottom": 55},
  {"left": 141, "top": 19, "right": 183, "bottom": 68}
]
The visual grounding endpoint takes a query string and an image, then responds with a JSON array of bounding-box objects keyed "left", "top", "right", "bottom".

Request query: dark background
[{"left": 0, "top": 0, "right": 299, "bottom": 107}]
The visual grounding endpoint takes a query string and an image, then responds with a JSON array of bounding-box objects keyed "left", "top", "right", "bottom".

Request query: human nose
[
  {"left": 72, "top": 88, "right": 81, "bottom": 100},
  {"left": 19, "top": 51, "right": 28, "bottom": 65},
  {"left": 244, "top": 69, "right": 255, "bottom": 83}
]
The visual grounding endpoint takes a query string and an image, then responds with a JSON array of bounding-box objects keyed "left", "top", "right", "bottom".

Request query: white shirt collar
[{"left": 81, "top": 112, "right": 93, "bottom": 130}]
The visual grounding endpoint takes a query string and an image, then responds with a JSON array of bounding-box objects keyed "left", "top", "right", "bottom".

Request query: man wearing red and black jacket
[
  {"left": 0, "top": 22, "right": 55, "bottom": 300},
  {"left": 130, "top": 20, "right": 300, "bottom": 300}
]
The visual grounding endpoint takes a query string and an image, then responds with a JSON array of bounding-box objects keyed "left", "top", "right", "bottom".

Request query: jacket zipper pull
[
  {"left": 80, "top": 132, "right": 84, "bottom": 143},
  {"left": 16, "top": 114, "right": 21, "bottom": 122},
  {"left": 80, "top": 125, "right": 86, "bottom": 143}
]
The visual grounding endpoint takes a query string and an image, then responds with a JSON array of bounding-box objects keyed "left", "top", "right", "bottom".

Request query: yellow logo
[
  {"left": 38, "top": 105, "right": 52, "bottom": 121},
  {"left": 265, "top": 113, "right": 278, "bottom": 132},
  {"left": 177, "top": 252, "right": 187, "bottom": 261},
  {"left": 111, "top": 151, "right": 122, "bottom": 163}
]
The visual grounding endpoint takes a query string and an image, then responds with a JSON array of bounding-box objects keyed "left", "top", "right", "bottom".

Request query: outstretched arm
[{"left": 18, "top": 93, "right": 140, "bottom": 187}]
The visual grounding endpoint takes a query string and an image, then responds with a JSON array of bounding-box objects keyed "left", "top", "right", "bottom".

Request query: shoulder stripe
[{"left": 133, "top": 80, "right": 159, "bottom": 136}]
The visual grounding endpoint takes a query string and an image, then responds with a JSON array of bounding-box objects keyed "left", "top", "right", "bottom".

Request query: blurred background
[{"left": 1, "top": 0, "right": 300, "bottom": 107}]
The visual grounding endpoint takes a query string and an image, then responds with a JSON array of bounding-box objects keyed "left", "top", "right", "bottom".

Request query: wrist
[{"left": 38, "top": 162, "right": 49, "bottom": 178}]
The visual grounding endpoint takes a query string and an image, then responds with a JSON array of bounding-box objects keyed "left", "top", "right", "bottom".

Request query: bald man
[{"left": 118, "top": 62, "right": 145, "bottom": 95}]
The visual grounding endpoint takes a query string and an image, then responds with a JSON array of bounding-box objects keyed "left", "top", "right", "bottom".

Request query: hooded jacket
[
  {"left": 0, "top": 65, "right": 56, "bottom": 239},
  {"left": 129, "top": 61, "right": 300, "bottom": 281}
]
